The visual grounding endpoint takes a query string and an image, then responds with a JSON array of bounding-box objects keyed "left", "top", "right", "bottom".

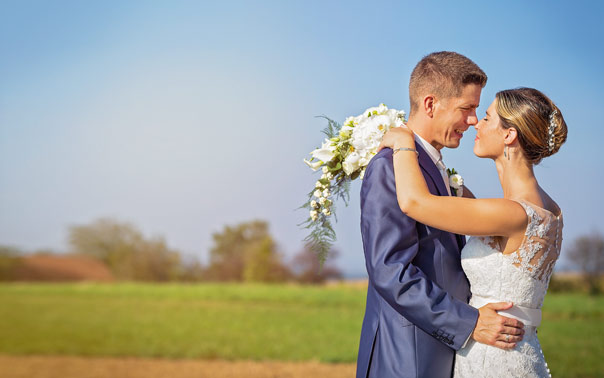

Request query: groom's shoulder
[
  {"left": 364, "top": 148, "right": 393, "bottom": 181},
  {"left": 368, "top": 148, "right": 393, "bottom": 168}
]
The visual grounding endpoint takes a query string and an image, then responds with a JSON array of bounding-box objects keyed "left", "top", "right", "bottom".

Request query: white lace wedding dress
[{"left": 454, "top": 200, "right": 563, "bottom": 378}]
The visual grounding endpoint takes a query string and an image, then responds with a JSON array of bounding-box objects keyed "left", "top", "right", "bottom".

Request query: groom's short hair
[{"left": 409, "top": 52, "right": 487, "bottom": 115}]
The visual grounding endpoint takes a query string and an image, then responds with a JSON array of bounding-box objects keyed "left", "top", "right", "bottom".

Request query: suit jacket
[{"left": 356, "top": 145, "right": 479, "bottom": 378}]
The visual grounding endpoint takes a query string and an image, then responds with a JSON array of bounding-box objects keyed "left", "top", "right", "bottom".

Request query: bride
[{"left": 378, "top": 87, "right": 567, "bottom": 377}]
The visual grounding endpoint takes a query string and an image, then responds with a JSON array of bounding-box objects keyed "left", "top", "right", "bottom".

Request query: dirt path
[{"left": 0, "top": 355, "right": 356, "bottom": 378}]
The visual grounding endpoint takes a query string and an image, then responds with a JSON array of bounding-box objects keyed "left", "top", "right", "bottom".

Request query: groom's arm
[{"left": 361, "top": 154, "right": 478, "bottom": 351}]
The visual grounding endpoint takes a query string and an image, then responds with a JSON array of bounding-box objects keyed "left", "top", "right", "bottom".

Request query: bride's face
[{"left": 473, "top": 99, "right": 506, "bottom": 158}]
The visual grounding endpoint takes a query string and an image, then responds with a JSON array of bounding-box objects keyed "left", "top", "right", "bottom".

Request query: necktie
[{"left": 436, "top": 158, "right": 452, "bottom": 196}]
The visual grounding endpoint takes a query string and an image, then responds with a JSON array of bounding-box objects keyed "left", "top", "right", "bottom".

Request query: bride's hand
[{"left": 377, "top": 125, "right": 415, "bottom": 152}]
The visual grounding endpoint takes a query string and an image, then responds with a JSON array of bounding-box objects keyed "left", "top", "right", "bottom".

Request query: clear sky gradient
[{"left": 1, "top": 1, "right": 603, "bottom": 276}]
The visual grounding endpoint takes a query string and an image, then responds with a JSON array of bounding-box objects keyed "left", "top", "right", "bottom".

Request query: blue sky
[{"left": 1, "top": 1, "right": 603, "bottom": 276}]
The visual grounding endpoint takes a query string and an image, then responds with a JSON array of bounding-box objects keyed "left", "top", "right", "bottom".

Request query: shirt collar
[{"left": 414, "top": 133, "right": 442, "bottom": 165}]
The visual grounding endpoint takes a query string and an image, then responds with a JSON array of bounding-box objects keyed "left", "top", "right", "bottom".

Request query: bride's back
[{"left": 463, "top": 199, "right": 562, "bottom": 308}]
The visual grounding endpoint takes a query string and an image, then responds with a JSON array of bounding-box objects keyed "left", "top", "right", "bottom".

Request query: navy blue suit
[{"left": 356, "top": 146, "right": 479, "bottom": 378}]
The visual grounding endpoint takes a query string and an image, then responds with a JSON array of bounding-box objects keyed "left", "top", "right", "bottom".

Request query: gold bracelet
[{"left": 392, "top": 147, "right": 419, "bottom": 156}]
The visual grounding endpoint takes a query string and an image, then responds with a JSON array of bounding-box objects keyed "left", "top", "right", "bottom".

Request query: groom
[{"left": 356, "top": 52, "right": 524, "bottom": 378}]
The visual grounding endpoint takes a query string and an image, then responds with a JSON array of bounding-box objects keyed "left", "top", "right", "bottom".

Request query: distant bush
[
  {"left": 548, "top": 274, "right": 587, "bottom": 293},
  {"left": 548, "top": 273, "right": 604, "bottom": 294},
  {"left": 205, "top": 220, "right": 293, "bottom": 283},
  {"left": 567, "top": 231, "right": 604, "bottom": 295},
  {"left": 69, "top": 218, "right": 183, "bottom": 281},
  {"left": 0, "top": 246, "right": 21, "bottom": 281}
]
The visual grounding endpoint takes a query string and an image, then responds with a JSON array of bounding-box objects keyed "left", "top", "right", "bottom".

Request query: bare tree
[
  {"left": 291, "top": 245, "right": 342, "bottom": 284},
  {"left": 567, "top": 231, "right": 604, "bottom": 294}
]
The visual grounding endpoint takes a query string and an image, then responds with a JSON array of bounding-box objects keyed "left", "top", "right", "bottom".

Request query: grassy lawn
[
  {"left": 539, "top": 293, "right": 604, "bottom": 377},
  {"left": 0, "top": 283, "right": 602, "bottom": 377}
]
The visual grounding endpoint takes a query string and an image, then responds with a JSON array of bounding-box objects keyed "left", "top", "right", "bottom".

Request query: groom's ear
[{"left": 423, "top": 95, "right": 436, "bottom": 118}]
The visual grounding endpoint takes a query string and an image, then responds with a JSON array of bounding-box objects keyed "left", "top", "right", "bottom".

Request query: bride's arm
[{"left": 380, "top": 128, "right": 526, "bottom": 237}]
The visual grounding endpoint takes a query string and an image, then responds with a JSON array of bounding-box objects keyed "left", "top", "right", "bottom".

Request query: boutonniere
[{"left": 446, "top": 168, "right": 464, "bottom": 197}]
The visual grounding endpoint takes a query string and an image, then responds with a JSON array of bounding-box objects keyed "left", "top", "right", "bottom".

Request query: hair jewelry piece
[{"left": 547, "top": 109, "right": 558, "bottom": 152}]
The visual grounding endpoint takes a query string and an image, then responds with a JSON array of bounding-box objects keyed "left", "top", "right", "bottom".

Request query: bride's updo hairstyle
[{"left": 495, "top": 88, "right": 567, "bottom": 165}]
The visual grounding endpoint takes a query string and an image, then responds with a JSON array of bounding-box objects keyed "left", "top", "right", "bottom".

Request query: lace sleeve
[{"left": 509, "top": 201, "right": 563, "bottom": 283}]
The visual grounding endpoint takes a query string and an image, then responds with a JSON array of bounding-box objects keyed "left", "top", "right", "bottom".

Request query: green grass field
[{"left": 1, "top": 283, "right": 602, "bottom": 377}]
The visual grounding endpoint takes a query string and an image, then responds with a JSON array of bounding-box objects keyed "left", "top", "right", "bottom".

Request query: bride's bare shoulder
[
  {"left": 537, "top": 188, "right": 562, "bottom": 217},
  {"left": 516, "top": 188, "right": 562, "bottom": 218}
]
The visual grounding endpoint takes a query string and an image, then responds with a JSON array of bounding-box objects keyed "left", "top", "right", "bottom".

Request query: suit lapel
[
  {"left": 416, "top": 144, "right": 448, "bottom": 197},
  {"left": 416, "top": 144, "right": 466, "bottom": 252},
  {"left": 456, "top": 234, "right": 466, "bottom": 250}
]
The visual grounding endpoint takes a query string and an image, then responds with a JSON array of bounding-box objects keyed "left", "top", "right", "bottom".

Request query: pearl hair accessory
[{"left": 547, "top": 109, "right": 558, "bottom": 152}]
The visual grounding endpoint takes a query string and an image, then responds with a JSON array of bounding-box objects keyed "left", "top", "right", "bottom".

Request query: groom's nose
[{"left": 467, "top": 111, "right": 478, "bottom": 126}]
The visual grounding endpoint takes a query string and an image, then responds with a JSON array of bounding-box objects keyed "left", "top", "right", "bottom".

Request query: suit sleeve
[{"left": 361, "top": 154, "right": 478, "bottom": 350}]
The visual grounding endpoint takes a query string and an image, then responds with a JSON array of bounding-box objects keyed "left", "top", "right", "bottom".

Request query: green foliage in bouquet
[{"left": 299, "top": 117, "right": 352, "bottom": 264}]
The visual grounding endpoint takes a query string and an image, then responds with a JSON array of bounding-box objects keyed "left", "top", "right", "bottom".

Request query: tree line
[{"left": 0, "top": 218, "right": 341, "bottom": 284}]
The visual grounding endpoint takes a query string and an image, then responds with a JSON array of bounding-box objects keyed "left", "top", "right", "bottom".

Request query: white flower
[
  {"left": 343, "top": 152, "right": 361, "bottom": 175},
  {"left": 344, "top": 116, "right": 355, "bottom": 125},
  {"left": 322, "top": 208, "right": 331, "bottom": 216},
  {"left": 310, "top": 139, "right": 336, "bottom": 163},
  {"left": 449, "top": 174, "right": 464, "bottom": 189},
  {"left": 339, "top": 127, "right": 352, "bottom": 139},
  {"left": 322, "top": 166, "right": 329, "bottom": 174},
  {"left": 310, "top": 200, "right": 319, "bottom": 209},
  {"left": 350, "top": 116, "right": 386, "bottom": 153},
  {"left": 303, "top": 158, "right": 323, "bottom": 171},
  {"left": 327, "top": 172, "right": 334, "bottom": 180},
  {"left": 448, "top": 173, "right": 464, "bottom": 197},
  {"left": 322, "top": 189, "right": 330, "bottom": 197},
  {"left": 364, "top": 103, "right": 388, "bottom": 117},
  {"left": 319, "top": 197, "right": 327, "bottom": 205},
  {"left": 315, "top": 181, "right": 323, "bottom": 188},
  {"left": 345, "top": 111, "right": 399, "bottom": 173},
  {"left": 310, "top": 210, "right": 318, "bottom": 221},
  {"left": 358, "top": 156, "right": 370, "bottom": 167},
  {"left": 313, "top": 189, "right": 322, "bottom": 198}
]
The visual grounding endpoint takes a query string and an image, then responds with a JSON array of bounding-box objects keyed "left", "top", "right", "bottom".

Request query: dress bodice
[{"left": 461, "top": 200, "right": 563, "bottom": 309}]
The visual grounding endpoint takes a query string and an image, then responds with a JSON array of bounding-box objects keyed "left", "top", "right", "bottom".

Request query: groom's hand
[{"left": 471, "top": 302, "right": 525, "bottom": 350}]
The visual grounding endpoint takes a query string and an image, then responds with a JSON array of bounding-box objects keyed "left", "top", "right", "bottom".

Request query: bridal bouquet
[{"left": 301, "top": 104, "right": 407, "bottom": 263}]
